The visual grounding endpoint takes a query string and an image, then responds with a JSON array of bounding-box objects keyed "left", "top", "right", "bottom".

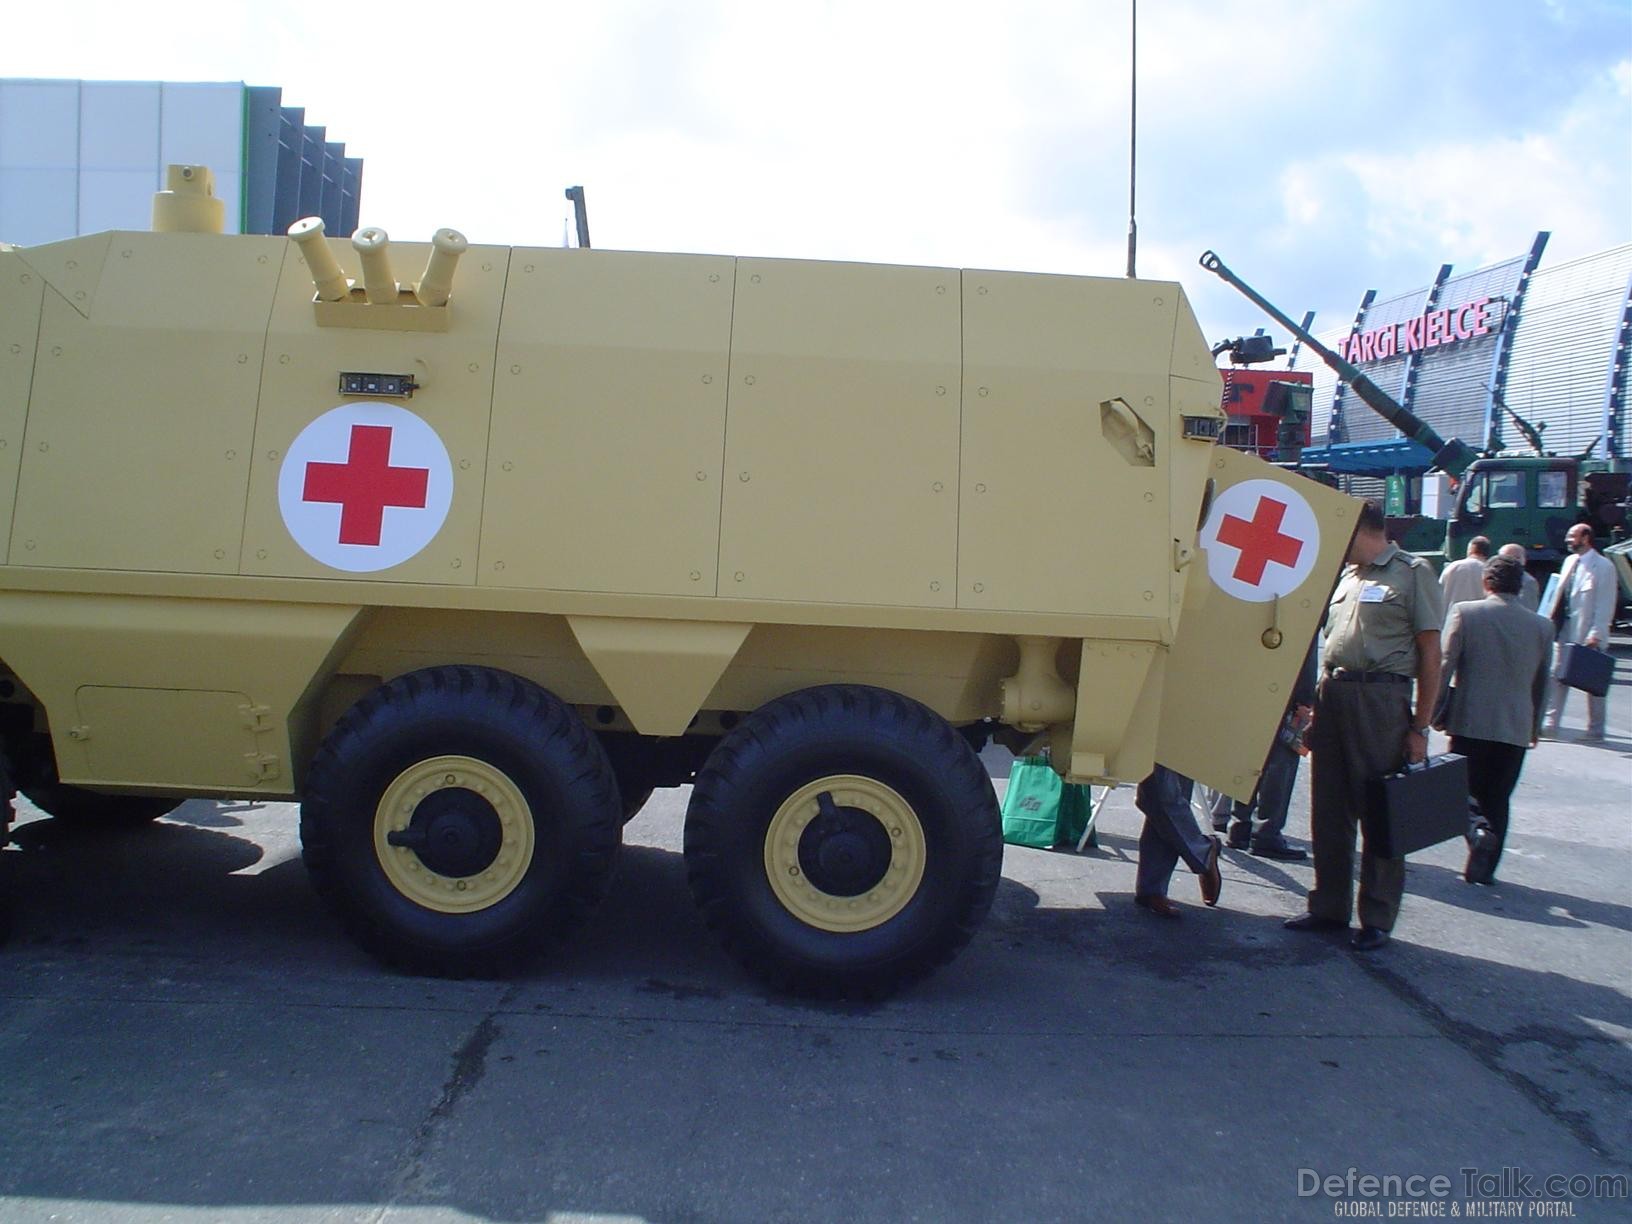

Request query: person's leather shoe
[
  {"left": 1251, "top": 842, "right": 1307, "bottom": 861},
  {"left": 1199, "top": 836, "right": 1223, "bottom": 907},
  {"left": 1284, "top": 912, "right": 1347, "bottom": 932},
  {"left": 1351, "top": 926, "right": 1390, "bottom": 952},
  {"left": 1134, "top": 894, "right": 1182, "bottom": 919},
  {"left": 1226, "top": 831, "right": 1251, "bottom": 850}
]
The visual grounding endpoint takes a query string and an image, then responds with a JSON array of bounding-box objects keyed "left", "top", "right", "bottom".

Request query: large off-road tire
[
  {"left": 21, "top": 784, "right": 176, "bottom": 828},
  {"left": 300, "top": 666, "right": 621, "bottom": 977},
  {"left": 684, "top": 685, "right": 1003, "bottom": 999}
]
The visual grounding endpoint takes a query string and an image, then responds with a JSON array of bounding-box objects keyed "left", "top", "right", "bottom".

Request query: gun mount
[{"left": 1199, "top": 251, "right": 1479, "bottom": 477}]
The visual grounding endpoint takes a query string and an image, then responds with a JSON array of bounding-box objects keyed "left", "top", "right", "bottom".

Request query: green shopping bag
[{"left": 1001, "top": 756, "right": 1093, "bottom": 848}]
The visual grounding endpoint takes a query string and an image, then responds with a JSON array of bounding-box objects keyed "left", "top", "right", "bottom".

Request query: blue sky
[{"left": 5, "top": 0, "right": 1630, "bottom": 344}]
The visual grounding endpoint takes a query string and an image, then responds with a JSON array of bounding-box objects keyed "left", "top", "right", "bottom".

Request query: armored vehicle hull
[{"left": 0, "top": 203, "right": 1355, "bottom": 994}]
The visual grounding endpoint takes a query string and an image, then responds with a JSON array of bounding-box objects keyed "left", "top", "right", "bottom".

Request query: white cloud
[{"left": 2, "top": 0, "right": 1627, "bottom": 345}]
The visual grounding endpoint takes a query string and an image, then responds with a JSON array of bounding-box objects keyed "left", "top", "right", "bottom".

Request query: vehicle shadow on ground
[{"left": 2, "top": 805, "right": 1629, "bottom": 1216}]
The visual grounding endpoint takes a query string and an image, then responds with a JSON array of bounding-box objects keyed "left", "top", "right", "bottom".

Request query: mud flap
[{"left": 1155, "top": 449, "right": 1357, "bottom": 802}]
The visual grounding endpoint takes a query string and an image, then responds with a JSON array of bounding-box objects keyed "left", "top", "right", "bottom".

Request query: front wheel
[
  {"left": 300, "top": 666, "right": 620, "bottom": 976},
  {"left": 684, "top": 685, "right": 1003, "bottom": 999}
]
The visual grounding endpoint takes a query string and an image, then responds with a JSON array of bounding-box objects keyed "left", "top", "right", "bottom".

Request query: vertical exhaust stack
[
  {"left": 351, "top": 227, "right": 399, "bottom": 305},
  {"left": 152, "top": 165, "right": 225, "bottom": 234},
  {"left": 414, "top": 228, "right": 468, "bottom": 307},
  {"left": 287, "top": 217, "right": 350, "bottom": 301}
]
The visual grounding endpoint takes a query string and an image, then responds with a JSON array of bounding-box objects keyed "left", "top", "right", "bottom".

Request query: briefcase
[
  {"left": 1553, "top": 643, "right": 1613, "bottom": 698},
  {"left": 1363, "top": 754, "right": 1469, "bottom": 858}
]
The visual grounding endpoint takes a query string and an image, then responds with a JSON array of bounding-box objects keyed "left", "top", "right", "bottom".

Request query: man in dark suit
[{"left": 1433, "top": 555, "right": 1554, "bottom": 884}]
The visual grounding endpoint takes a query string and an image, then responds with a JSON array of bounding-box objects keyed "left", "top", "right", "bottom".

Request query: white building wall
[
  {"left": 1504, "top": 244, "right": 1632, "bottom": 459},
  {"left": 0, "top": 79, "right": 245, "bottom": 245}
]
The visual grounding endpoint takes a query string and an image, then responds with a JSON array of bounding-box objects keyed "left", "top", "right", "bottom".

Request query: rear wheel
[
  {"left": 300, "top": 666, "right": 620, "bottom": 976},
  {"left": 684, "top": 685, "right": 1002, "bottom": 999}
]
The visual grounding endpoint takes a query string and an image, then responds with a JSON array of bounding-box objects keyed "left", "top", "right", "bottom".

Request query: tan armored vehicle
[{"left": 0, "top": 166, "right": 1356, "bottom": 995}]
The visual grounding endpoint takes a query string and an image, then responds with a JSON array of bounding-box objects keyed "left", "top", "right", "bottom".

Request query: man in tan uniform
[{"left": 1286, "top": 500, "right": 1443, "bottom": 951}]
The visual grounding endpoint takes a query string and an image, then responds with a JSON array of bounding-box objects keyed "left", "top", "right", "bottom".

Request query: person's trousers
[
  {"left": 1545, "top": 643, "right": 1606, "bottom": 735},
  {"left": 1227, "top": 740, "right": 1301, "bottom": 849},
  {"left": 1134, "top": 766, "right": 1211, "bottom": 898},
  {"left": 1307, "top": 678, "right": 1409, "bottom": 931},
  {"left": 1448, "top": 735, "right": 1528, "bottom": 874}
]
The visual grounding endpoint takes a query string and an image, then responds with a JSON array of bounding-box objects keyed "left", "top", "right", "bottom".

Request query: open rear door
[{"left": 1155, "top": 448, "right": 1357, "bottom": 801}]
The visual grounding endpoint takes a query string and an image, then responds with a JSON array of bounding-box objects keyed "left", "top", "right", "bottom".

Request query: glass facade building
[{"left": 0, "top": 79, "right": 361, "bottom": 245}]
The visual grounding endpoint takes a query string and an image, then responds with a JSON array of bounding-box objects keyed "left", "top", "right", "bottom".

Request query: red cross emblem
[
  {"left": 1215, "top": 496, "right": 1304, "bottom": 585},
  {"left": 301, "top": 424, "right": 430, "bottom": 547}
]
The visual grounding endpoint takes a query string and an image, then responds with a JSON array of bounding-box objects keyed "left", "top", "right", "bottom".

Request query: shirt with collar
[{"left": 1322, "top": 542, "right": 1444, "bottom": 677}]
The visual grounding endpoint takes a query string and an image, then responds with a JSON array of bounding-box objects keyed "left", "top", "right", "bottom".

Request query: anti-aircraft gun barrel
[{"left": 1199, "top": 250, "right": 1478, "bottom": 477}]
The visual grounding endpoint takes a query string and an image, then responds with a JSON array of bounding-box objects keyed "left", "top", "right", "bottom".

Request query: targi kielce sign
[{"left": 1337, "top": 296, "right": 1500, "bottom": 365}]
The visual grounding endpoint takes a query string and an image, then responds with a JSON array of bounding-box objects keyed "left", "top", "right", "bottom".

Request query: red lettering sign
[{"left": 1341, "top": 296, "right": 1498, "bottom": 366}]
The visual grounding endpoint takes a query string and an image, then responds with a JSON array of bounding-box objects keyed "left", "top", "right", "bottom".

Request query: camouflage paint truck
[{"left": 0, "top": 167, "right": 1355, "bottom": 995}]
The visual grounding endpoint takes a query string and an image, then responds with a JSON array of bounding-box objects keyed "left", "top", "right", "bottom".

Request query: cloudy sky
[{"left": 5, "top": 0, "right": 1630, "bottom": 343}]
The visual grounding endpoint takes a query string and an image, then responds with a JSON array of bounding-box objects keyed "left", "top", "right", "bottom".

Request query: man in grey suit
[
  {"left": 1497, "top": 542, "right": 1541, "bottom": 612},
  {"left": 1433, "top": 555, "right": 1554, "bottom": 884}
]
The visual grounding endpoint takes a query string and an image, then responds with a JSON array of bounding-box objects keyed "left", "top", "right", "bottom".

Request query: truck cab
[{"left": 1449, "top": 456, "right": 1580, "bottom": 562}]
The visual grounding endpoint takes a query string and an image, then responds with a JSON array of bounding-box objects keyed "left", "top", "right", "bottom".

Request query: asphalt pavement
[{"left": 0, "top": 657, "right": 1627, "bottom": 1223}]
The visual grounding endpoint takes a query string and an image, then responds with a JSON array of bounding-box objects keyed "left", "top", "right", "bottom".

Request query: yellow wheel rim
[
  {"left": 373, "top": 755, "right": 535, "bottom": 914},
  {"left": 764, "top": 775, "right": 926, "bottom": 933}
]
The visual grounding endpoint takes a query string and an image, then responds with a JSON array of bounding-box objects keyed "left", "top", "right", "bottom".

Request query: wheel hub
[
  {"left": 387, "top": 788, "right": 502, "bottom": 879},
  {"left": 763, "top": 775, "right": 927, "bottom": 933},
  {"left": 798, "top": 792, "right": 893, "bottom": 897},
  {"left": 373, "top": 756, "right": 536, "bottom": 914}
]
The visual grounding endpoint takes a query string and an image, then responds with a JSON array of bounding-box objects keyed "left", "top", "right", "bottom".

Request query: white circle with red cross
[
  {"left": 278, "top": 403, "right": 454, "bottom": 573},
  {"left": 1198, "top": 479, "right": 1320, "bottom": 603}
]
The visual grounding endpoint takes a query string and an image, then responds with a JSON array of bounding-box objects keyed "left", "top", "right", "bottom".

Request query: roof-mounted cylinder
[
  {"left": 352, "top": 227, "right": 399, "bottom": 305},
  {"left": 152, "top": 165, "right": 225, "bottom": 234},
  {"left": 287, "top": 217, "right": 349, "bottom": 301},
  {"left": 414, "top": 228, "right": 468, "bottom": 308}
]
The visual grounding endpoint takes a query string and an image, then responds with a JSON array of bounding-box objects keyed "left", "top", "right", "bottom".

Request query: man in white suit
[{"left": 1543, "top": 524, "right": 1617, "bottom": 741}]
